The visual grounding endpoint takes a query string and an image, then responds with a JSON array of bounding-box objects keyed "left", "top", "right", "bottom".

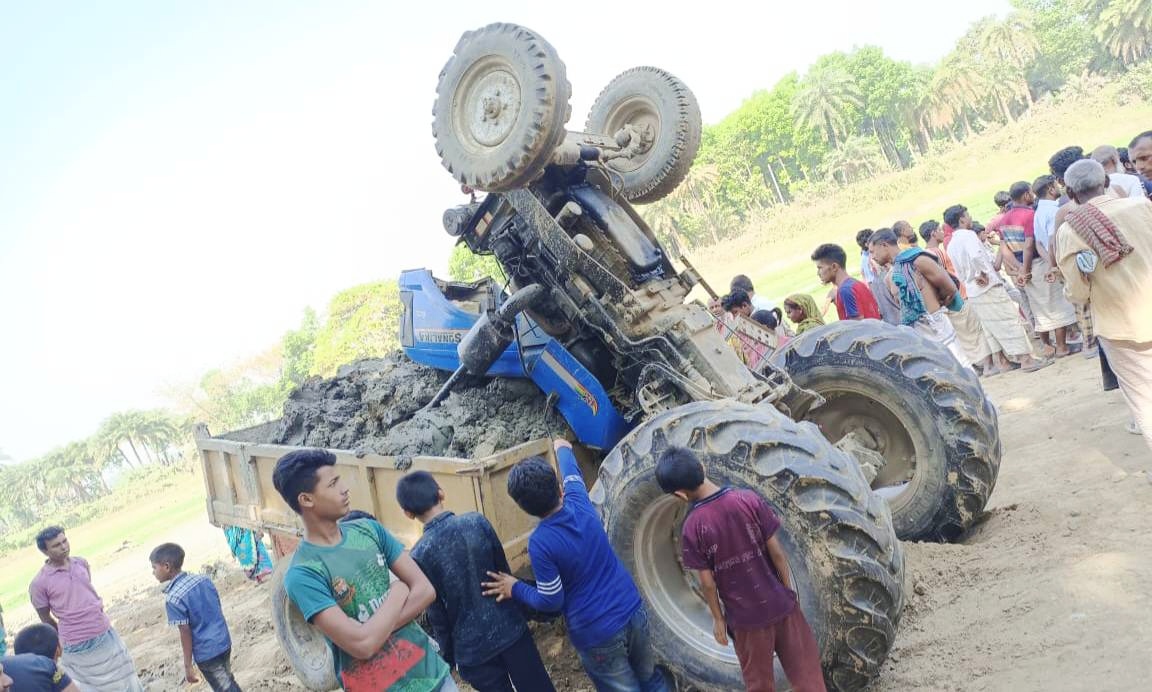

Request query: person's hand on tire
[{"left": 712, "top": 618, "right": 729, "bottom": 647}]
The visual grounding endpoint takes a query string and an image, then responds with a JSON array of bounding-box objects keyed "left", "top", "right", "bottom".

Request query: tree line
[
  {"left": 0, "top": 281, "right": 403, "bottom": 537},
  {"left": 0, "top": 410, "right": 186, "bottom": 532},
  {"left": 644, "top": 0, "right": 1152, "bottom": 249},
  {"left": 5, "top": 0, "right": 1148, "bottom": 537}
]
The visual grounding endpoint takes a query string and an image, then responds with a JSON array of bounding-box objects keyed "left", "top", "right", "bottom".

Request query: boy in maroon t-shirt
[{"left": 655, "top": 447, "right": 826, "bottom": 692}]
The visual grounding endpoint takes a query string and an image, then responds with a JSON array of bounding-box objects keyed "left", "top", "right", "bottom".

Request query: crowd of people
[
  {"left": 710, "top": 131, "right": 1152, "bottom": 455},
  {"left": 4, "top": 135, "right": 1148, "bottom": 692}
]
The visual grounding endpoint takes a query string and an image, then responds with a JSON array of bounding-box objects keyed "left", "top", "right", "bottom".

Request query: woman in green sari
[{"left": 783, "top": 293, "right": 826, "bottom": 335}]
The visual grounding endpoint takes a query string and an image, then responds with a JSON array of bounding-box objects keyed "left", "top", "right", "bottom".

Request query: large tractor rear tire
[
  {"left": 590, "top": 400, "right": 904, "bottom": 691},
  {"left": 585, "top": 66, "right": 701, "bottom": 204},
  {"left": 270, "top": 559, "right": 338, "bottom": 691},
  {"left": 774, "top": 320, "right": 1001, "bottom": 542},
  {"left": 432, "top": 23, "right": 571, "bottom": 192}
]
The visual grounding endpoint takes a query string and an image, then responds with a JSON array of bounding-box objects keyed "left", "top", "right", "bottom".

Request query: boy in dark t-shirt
[
  {"left": 6, "top": 623, "right": 77, "bottom": 691},
  {"left": 656, "top": 447, "right": 826, "bottom": 692},
  {"left": 398, "top": 471, "right": 554, "bottom": 692},
  {"left": 273, "top": 449, "right": 452, "bottom": 692}
]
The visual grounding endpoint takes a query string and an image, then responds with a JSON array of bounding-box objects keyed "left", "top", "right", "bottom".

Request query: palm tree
[
  {"left": 930, "top": 53, "right": 992, "bottom": 138},
  {"left": 822, "top": 136, "right": 889, "bottom": 183},
  {"left": 138, "top": 410, "right": 183, "bottom": 465},
  {"left": 792, "top": 67, "right": 863, "bottom": 148},
  {"left": 978, "top": 14, "right": 1039, "bottom": 108},
  {"left": 99, "top": 412, "right": 148, "bottom": 468},
  {"left": 1093, "top": 0, "right": 1152, "bottom": 66}
]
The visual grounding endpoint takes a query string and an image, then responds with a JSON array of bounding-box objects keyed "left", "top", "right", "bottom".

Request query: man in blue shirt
[
  {"left": 150, "top": 543, "right": 241, "bottom": 692},
  {"left": 482, "top": 439, "right": 667, "bottom": 692}
]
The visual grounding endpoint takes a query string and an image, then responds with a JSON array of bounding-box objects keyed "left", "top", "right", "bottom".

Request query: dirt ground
[{"left": 16, "top": 354, "right": 1149, "bottom": 691}]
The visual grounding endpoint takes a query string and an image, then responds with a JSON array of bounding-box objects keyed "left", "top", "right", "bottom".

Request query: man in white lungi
[
  {"left": 1054, "top": 159, "right": 1152, "bottom": 454},
  {"left": 29, "top": 527, "right": 144, "bottom": 692}
]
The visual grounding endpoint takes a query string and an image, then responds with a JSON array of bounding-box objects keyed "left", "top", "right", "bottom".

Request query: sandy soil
[{"left": 12, "top": 355, "right": 1149, "bottom": 691}]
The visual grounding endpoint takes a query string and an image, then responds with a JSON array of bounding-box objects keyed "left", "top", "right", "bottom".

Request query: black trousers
[{"left": 457, "top": 630, "right": 556, "bottom": 692}]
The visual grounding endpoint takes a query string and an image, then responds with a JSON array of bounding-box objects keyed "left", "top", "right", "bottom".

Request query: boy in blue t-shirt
[
  {"left": 481, "top": 439, "right": 667, "bottom": 692},
  {"left": 150, "top": 543, "right": 242, "bottom": 692}
]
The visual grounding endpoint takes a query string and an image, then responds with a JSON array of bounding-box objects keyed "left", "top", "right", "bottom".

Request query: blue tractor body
[{"left": 399, "top": 268, "right": 631, "bottom": 450}]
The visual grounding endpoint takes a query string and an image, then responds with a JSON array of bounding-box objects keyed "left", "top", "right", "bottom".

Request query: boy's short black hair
[
  {"left": 868, "top": 228, "right": 899, "bottom": 247},
  {"left": 993, "top": 191, "right": 1012, "bottom": 209},
  {"left": 396, "top": 471, "right": 441, "bottom": 516},
  {"left": 340, "top": 510, "right": 377, "bottom": 522},
  {"left": 723, "top": 290, "right": 751, "bottom": 311},
  {"left": 811, "top": 243, "right": 847, "bottom": 268},
  {"left": 1033, "top": 174, "right": 1057, "bottom": 199},
  {"left": 655, "top": 447, "right": 706, "bottom": 494},
  {"left": 729, "top": 274, "right": 754, "bottom": 293},
  {"left": 918, "top": 219, "right": 940, "bottom": 242},
  {"left": 507, "top": 456, "right": 561, "bottom": 518},
  {"left": 273, "top": 449, "right": 337, "bottom": 514},
  {"left": 14, "top": 623, "right": 60, "bottom": 659},
  {"left": 1048, "top": 146, "right": 1084, "bottom": 179},
  {"left": 1009, "top": 180, "right": 1031, "bottom": 201},
  {"left": 943, "top": 205, "right": 967, "bottom": 228},
  {"left": 751, "top": 308, "right": 781, "bottom": 329},
  {"left": 35, "top": 526, "right": 64, "bottom": 552},
  {"left": 149, "top": 542, "right": 185, "bottom": 570},
  {"left": 971, "top": 221, "right": 986, "bottom": 233},
  {"left": 854, "top": 228, "right": 874, "bottom": 250}
]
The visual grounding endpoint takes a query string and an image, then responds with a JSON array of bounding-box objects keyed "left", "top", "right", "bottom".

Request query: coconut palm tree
[
  {"left": 99, "top": 411, "right": 148, "bottom": 468},
  {"left": 1093, "top": 0, "right": 1152, "bottom": 65},
  {"left": 822, "top": 136, "right": 889, "bottom": 183},
  {"left": 792, "top": 66, "right": 864, "bottom": 148},
  {"left": 978, "top": 13, "right": 1039, "bottom": 108}
]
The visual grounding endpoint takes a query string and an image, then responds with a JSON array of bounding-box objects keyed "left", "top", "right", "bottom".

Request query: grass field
[{"left": 686, "top": 86, "right": 1152, "bottom": 309}]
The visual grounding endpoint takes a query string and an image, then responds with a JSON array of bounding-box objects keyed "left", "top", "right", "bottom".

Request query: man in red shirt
[{"left": 811, "top": 243, "right": 881, "bottom": 321}]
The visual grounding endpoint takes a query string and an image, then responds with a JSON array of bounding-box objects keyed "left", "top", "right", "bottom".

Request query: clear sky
[{"left": 0, "top": 1, "right": 1011, "bottom": 461}]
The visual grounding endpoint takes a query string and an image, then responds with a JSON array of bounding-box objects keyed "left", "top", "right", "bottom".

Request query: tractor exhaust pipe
[{"left": 422, "top": 283, "right": 545, "bottom": 412}]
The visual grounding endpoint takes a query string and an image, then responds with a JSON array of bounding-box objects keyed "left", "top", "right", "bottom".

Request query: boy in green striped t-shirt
[{"left": 274, "top": 449, "right": 453, "bottom": 692}]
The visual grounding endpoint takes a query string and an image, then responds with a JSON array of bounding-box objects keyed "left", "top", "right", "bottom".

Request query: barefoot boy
[
  {"left": 150, "top": 543, "right": 242, "bottom": 692},
  {"left": 656, "top": 447, "right": 826, "bottom": 692}
]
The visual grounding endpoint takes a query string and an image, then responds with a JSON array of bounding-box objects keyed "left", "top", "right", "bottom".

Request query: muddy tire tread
[
  {"left": 592, "top": 402, "right": 903, "bottom": 691},
  {"left": 778, "top": 320, "right": 1001, "bottom": 542},
  {"left": 585, "top": 66, "right": 701, "bottom": 204},
  {"left": 432, "top": 23, "right": 571, "bottom": 192}
]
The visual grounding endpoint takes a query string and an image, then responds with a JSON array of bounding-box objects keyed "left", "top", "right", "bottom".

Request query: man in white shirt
[
  {"left": 1091, "top": 145, "right": 1144, "bottom": 199},
  {"left": 944, "top": 204, "right": 1049, "bottom": 375},
  {"left": 729, "top": 275, "right": 775, "bottom": 312},
  {"left": 1032, "top": 175, "right": 1060, "bottom": 260}
]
